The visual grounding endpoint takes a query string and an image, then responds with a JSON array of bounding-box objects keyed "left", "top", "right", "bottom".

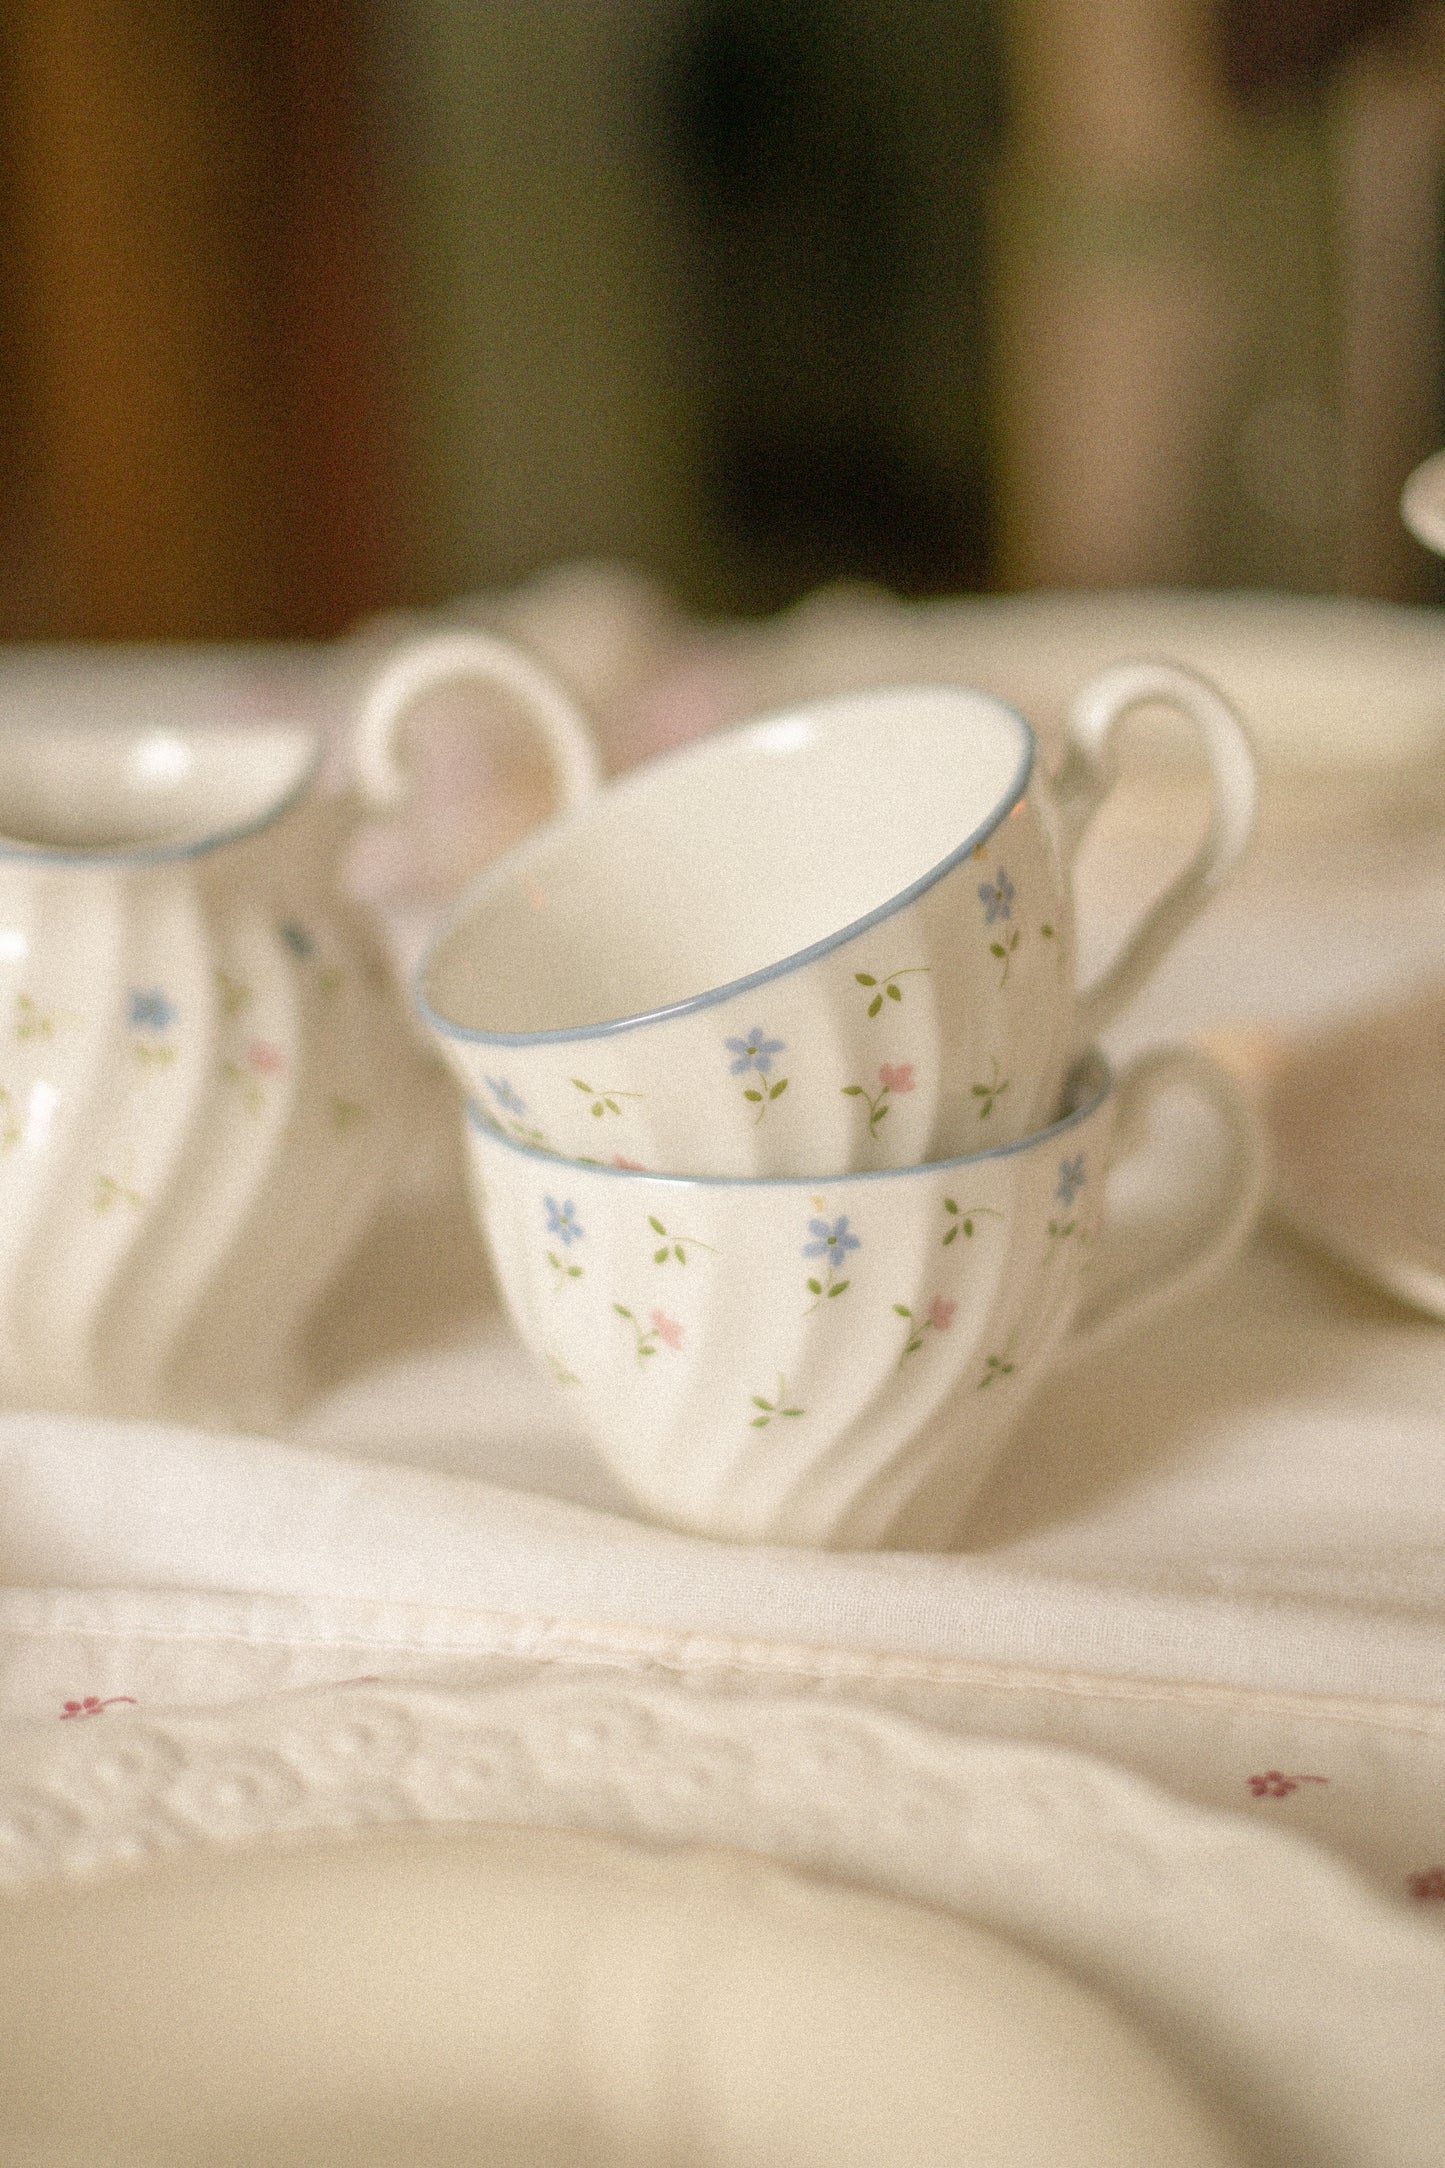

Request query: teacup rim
[
  {"left": 0, "top": 722, "right": 324, "bottom": 869},
  {"left": 466, "top": 1049, "right": 1109, "bottom": 1190},
  {"left": 418, "top": 682, "right": 1036, "bottom": 1048}
]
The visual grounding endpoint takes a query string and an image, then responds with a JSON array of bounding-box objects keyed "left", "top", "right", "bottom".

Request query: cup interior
[
  {"left": 0, "top": 724, "right": 320, "bottom": 861},
  {"left": 424, "top": 686, "right": 1032, "bottom": 1041}
]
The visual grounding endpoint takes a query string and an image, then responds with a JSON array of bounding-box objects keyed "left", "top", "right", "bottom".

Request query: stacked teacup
[{"left": 359, "top": 636, "right": 1265, "bottom": 1550}]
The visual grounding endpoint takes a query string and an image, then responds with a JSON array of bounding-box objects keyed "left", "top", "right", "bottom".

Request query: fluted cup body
[{"left": 0, "top": 725, "right": 416, "bottom": 1424}]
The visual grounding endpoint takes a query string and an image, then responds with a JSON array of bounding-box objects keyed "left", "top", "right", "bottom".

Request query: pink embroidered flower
[
  {"left": 60, "top": 1695, "right": 136, "bottom": 1720},
  {"left": 928, "top": 1296, "right": 957, "bottom": 1333},
  {"left": 1408, "top": 1867, "right": 1445, "bottom": 1903},
  {"left": 613, "top": 1155, "right": 646, "bottom": 1171},
  {"left": 247, "top": 1040, "right": 285, "bottom": 1075},
  {"left": 1247, "top": 1770, "right": 1327, "bottom": 1799},
  {"left": 879, "top": 1062, "right": 915, "bottom": 1095},
  {"left": 650, "top": 1309, "right": 684, "bottom": 1351}
]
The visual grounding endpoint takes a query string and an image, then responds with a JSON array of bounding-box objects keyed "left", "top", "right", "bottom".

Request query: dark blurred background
[{"left": 0, "top": 0, "right": 1440, "bottom": 642}]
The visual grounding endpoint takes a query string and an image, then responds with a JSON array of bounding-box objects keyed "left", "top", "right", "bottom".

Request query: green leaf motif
[
  {"left": 768, "top": 1078, "right": 788, "bottom": 1100},
  {"left": 841, "top": 1085, "right": 865, "bottom": 1098},
  {"left": 887, "top": 983, "right": 902, "bottom": 1002},
  {"left": 570, "top": 1076, "right": 641, "bottom": 1119},
  {"left": 750, "top": 1376, "right": 804, "bottom": 1425},
  {"left": 654, "top": 1247, "right": 669, "bottom": 1264},
  {"left": 828, "top": 1279, "right": 849, "bottom": 1298},
  {"left": 744, "top": 1088, "right": 763, "bottom": 1103},
  {"left": 649, "top": 1217, "right": 666, "bottom": 1235},
  {"left": 868, "top": 994, "right": 882, "bottom": 1017},
  {"left": 855, "top": 973, "right": 877, "bottom": 987}
]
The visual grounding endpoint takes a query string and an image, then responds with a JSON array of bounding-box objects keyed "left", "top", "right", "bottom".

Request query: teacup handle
[
  {"left": 1069, "top": 1044, "right": 1266, "bottom": 1357},
  {"left": 350, "top": 628, "right": 602, "bottom": 815},
  {"left": 1053, "top": 661, "right": 1257, "bottom": 1043}
]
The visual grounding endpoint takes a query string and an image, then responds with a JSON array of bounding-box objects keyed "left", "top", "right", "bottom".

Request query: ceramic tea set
[
  {"left": 368, "top": 633, "right": 1265, "bottom": 1549},
  {"left": 0, "top": 627, "right": 1264, "bottom": 1545}
]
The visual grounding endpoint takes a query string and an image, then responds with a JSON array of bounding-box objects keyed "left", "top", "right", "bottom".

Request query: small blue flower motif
[
  {"left": 726, "top": 1026, "right": 786, "bottom": 1077},
  {"left": 545, "top": 1196, "right": 583, "bottom": 1246},
  {"left": 278, "top": 920, "right": 315, "bottom": 960},
  {"left": 977, "top": 869, "right": 1015, "bottom": 925},
  {"left": 803, "top": 1215, "right": 861, "bottom": 1265},
  {"left": 1056, "top": 1153, "right": 1086, "bottom": 1207},
  {"left": 486, "top": 1075, "right": 527, "bottom": 1119},
  {"left": 128, "top": 988, "right": 174, "bottom": 1033}
]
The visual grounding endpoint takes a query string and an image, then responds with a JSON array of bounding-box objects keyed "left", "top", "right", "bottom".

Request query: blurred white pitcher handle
[
  {"left": 1069, "top": 1044, "right": 1266, "bottom": 1357},
  {"left": 351, "top": 628, "right": 602, "bottom": 815},
  {"left": 1054, "top": 662, "right": 1257, "bottom": 1042}
]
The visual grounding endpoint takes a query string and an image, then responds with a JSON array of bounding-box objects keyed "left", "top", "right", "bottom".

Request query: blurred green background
[{"left": 0, "top": 0, "right": 1440, "bottom": 640}]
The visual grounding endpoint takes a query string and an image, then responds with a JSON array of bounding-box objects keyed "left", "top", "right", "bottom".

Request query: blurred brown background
[{"left": 0, "top": 0, "right": 1441, "bottom": 642}]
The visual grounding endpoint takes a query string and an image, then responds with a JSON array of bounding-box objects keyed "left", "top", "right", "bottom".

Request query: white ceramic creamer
[{"left": 0, "top": 632, "right": 600, "bottom": 1425}]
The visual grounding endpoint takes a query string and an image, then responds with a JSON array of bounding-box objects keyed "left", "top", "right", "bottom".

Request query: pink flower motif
[
  {"left": 1247, "top": 1770, "right": 1328, "bottom": 1799},
  {"left": 247, "top": 1040, "right": 285, "bottom": 1075},
  {"left": 60, "top": 1695, "right": 136, "bottom": 1720},
  {"left": 879, "top": 1062, "right": 915, "bottom": 1095},
  {"left": 613, "top": 1155, "right": 646, "bottom": 1171},
  {"left": 928, "top": 1296, "right": 957, "bottom": 1333},
  {"left": 650, "top": 1308, "right": 684, "bottom": 1351},
  {"left": 1408, "top": 1867, "right": 1445, "bottom": 1903}
]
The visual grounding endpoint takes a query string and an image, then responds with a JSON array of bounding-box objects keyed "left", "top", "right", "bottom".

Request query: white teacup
[
  {"left": 464, "top": 1044, "right": 1264, "bottom": 1550},
  {"left": 374, "top": 655, "right": 1256, "bottom": 1175}
]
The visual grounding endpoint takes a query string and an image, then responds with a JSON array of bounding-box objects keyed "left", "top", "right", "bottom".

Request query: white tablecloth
[{"left": 2, "top": 820, "right": 1442, "bottom": 1912}]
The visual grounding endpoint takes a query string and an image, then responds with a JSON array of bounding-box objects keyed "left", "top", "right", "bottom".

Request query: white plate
[
  {"left": 747, "top": 586, "right": 1445, "bottom": 776},
  {"left": 0, "top": 1820, "right": 1242, "bottom": 2168},
  {"left": 1, "top": 1675, "right": 1442, "bottom": 2166}
]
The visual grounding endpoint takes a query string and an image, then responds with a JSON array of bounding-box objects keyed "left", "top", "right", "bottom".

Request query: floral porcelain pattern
[
  {"left": 0, "top": 760, "right": 427, "bottom": 1427},
  {"left": 465, "top": 1044, "right": 1263, "bottom": 1550},
  {"left": 726, "top": 1026, "right": 790, "bottom": 1122},
  {"left": 470, "top": 1075, "right": 1117, "bottom": 1552},
  {"left": 422, "top": 666, "right": 1258, "bottom": 1178},
  {"left": 441, "top": 809, "right": 1078, "bottom": 1178}
]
